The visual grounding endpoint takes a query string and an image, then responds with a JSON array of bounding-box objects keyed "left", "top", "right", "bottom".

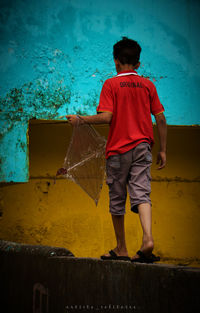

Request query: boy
[{"left": 66, "top": 37, "right": 167, "bottom": 263}]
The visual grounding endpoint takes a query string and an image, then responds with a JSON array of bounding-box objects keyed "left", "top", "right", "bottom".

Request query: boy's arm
[
  {"left": 154, "top": 112, "right": 167, "bottom": 170},
  {"left": 66, "top": 112, "right": 112, "bottom": 126}
]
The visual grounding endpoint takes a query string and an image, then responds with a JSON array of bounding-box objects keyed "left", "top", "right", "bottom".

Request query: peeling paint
[{"left": 0, "top": 79, "right": 71, "bottom": 119}]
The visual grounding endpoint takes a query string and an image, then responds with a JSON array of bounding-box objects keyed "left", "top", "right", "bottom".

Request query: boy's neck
[{"left": 115, "top": 62, "right": 140, "bottom": 74}]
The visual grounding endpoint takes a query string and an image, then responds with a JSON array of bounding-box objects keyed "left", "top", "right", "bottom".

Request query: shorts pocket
[
  {"left": 145, "top": 151, "right": 152, "bottom": 163},
  {"left": 107, "top": 155, "right": 121, "bottom": 169},
  {"left": 106, "top": 155, "right": 121, "bottom": 180}
]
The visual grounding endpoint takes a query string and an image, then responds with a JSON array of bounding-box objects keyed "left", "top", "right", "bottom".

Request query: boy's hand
[
  {"left": 66, "top": 115, "right": 82, "bottom": 126},
  {"left": 156, "top": 151, "right": 166, "bottom": 170}
]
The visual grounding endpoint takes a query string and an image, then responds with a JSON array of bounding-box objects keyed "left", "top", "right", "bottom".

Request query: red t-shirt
[{"left": 96, "top": 70, "right": 164, "bottom": 159}]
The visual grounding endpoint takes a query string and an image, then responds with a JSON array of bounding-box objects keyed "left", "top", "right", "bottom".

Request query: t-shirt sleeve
[
  {"left": 150, "top": 83, "right": 165, "bottom": 115},
  {"left": 96, "top": 80, "right": 114, "bottom": 113}
]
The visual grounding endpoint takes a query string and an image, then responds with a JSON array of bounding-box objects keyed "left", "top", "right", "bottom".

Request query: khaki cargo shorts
[{"left": 106, "top": 142, "right": 152, "bottom": 215}]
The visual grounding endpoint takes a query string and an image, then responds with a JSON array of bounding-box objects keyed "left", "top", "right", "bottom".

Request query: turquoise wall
[{"left": 0, "top": 0, "right": 200, "bottom": 182}]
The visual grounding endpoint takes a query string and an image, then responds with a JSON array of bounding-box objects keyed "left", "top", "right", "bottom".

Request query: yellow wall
[{"left": 0, "top": 120, "right": 200, "bottom": 264}]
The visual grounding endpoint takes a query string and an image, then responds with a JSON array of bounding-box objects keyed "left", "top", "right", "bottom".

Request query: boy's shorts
[{"left": 106, "top": 142, "right": 152, "bottom": 215}]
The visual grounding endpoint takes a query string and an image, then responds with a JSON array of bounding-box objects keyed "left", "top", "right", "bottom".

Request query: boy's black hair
[{"left": 113, "top": 37, "right": 141, "bottom": 66}]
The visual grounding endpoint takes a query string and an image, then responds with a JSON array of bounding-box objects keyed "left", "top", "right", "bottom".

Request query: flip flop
[
  {"left": 131, "top": 250, "right": 160, "bottom": 264},
  {"left": 101, "top": 249, "right": 131, "bottom": 261},
  {"left": 151, "top": 253, "right": 161, "bottom": 262}
]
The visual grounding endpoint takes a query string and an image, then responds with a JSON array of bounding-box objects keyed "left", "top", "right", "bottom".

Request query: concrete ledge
[
  {"left": 1, "top": 253, "right": 200, "bottom": 313},
  {"left": 0, "top": 239, "right": 74, "bottom": 257}
]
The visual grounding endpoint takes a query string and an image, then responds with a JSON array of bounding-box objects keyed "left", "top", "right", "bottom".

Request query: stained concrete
[
  {"left": 1, "top": 246, "right": 200, "bottom": 313},
  {"left": 0, "top": 239, "right": 74, "bottom": 257}
]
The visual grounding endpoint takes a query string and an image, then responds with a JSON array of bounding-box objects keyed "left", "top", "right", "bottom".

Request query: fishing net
[{"left": 55, "top": 120, "right": 106, "bottom": 205}]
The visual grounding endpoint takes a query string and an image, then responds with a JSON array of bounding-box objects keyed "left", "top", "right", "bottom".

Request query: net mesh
[{"left": 55, "top": 121, "right": 106, "bottom": 205}]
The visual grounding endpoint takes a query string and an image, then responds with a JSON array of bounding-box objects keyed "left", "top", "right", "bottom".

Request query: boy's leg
[
  {"left": 102, "top": 151, "right": 132, "bottom": 258},
  {"left": 112, "top": 214, "right": 128, "bottom": 255},
  {"left": 132, "top": 202, "right": 154, "bottom": 259},
  {"left": 102, "top": 214, "right": 129, "bottom": 257},
  {"left": 127, "top": 143, "right": 154, "bottom": 259}
]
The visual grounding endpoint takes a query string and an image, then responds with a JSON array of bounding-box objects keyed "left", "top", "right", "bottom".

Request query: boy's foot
[
  {"left": 101, "top": 247, "right": 130, "bottom": 261},
  {"left": 131, "top": 240, "right": 154, "bottom": 261},
  {"left": 131, "top": 250, "right": 160, "bottom": 263}
]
